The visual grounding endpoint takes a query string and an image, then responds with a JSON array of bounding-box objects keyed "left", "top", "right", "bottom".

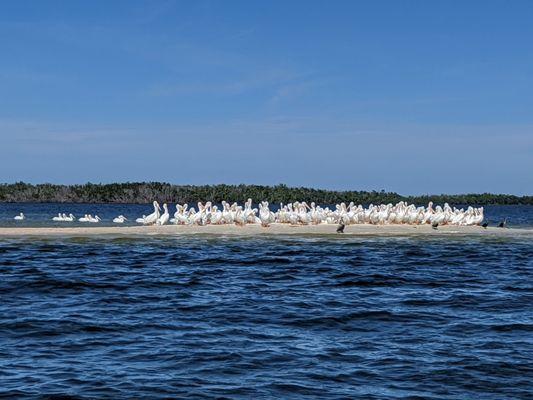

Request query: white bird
[
  {"left": 234, "top": 207, "right": 246, "bottom": 226},
  {"left": 78, "top": 214, "right": 90, "bottom": 222},
  {"left": 210, "top": 205, "right": 223, "bottom": 224},
  {"left": 88, "top": 215, "right": 101, "bottom": 223},
  {"left": 113, "top": 215, "right": 127, "bottom": 223},
  {"left": 156, "top": 204, "right": 170, "bottom": 225},
  {"left": 52, "top": 213, "right": 64, "bottom": 222},
  {"left": 14, "top": 212, "right": 25, "bottom": 220},
  {"left": 259, "top": 201, "right": 275, "bottom": 227},
  {"left": 52, "top": 213, "right": 74, "bottom": 222},
  {"left": 64, "top": 213, "right": 75, "bottom": 222},
  {"left": 138, "top": 201, "right": 161, "bottom": 225}
]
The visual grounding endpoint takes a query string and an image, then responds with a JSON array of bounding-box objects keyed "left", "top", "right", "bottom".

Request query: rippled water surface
[{"left": 1, "top": 234, "right": 532, "bottom": 399}]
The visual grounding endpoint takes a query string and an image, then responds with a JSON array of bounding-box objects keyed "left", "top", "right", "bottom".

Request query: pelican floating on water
[
  {"left": 14, "top": 213, "right": 25, "bottom": 220},
  {"left": 53, "top": 213, "right": 75, "bottom": 222},
  {"left": 113, "top": 215, "right": 127, "bottom": 223},
  {"left": 89, "top": 215, "right": 101, "bottom": 223},
  {"left": 64, "top": 213, "right": 75, "bottom": 222},
  {"left": 79, "top": 214, "right": 100, "bottom": 223}
]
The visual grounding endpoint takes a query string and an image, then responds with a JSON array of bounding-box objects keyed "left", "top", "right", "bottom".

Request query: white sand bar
[{"left": 0, "top": 224, "right": 532, "bottom": 238}]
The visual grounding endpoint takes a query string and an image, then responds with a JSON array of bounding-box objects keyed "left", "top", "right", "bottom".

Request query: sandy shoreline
[{"left": 0, "top": 224, "right": 531, "bottom": 238}]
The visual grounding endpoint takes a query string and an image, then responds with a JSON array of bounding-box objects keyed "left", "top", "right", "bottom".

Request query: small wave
[
  {"left": 0, "top": 232, "right": 531, "bottom": 398},
  {"left": 490, "top": 323, "right": 533, "bottom": 332}
]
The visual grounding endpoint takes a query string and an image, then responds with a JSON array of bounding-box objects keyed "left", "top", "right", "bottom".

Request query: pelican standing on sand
[
  {"left": 136, "top": 201, "right": 161, "bottom": 225},
  {"left": 157, "top": 204, "right": 170, "bottom": 225}
]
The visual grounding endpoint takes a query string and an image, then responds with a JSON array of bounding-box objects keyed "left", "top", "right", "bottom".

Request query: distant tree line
[{"left": 0, "top": 182, "right": 531, "bottom": 205}]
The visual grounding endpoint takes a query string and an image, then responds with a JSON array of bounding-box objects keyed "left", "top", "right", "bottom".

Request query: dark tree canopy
[{"left": 0, "top": 182, "right": 531, "bottom": 205}]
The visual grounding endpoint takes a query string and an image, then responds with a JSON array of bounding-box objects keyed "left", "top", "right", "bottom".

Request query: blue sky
[{"left": 0, "top": 0, "right": 532, "bottom": 194}]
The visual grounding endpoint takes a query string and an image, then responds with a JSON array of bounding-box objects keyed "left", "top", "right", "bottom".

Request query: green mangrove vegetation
[{"left": 0, "top": 182, "right": 531, "bottom": 205}]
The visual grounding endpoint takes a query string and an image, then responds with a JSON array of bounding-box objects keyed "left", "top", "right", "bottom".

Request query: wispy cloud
[{"left": 1, "top": 116, "right": 531, "bottom": 193}]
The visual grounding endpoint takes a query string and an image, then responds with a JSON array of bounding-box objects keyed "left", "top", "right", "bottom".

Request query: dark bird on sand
[
  {"left": 336, "top": 223, "right": 345, "bottom": 234},
  {"left": 481, "top": 222, "right": 488, "bottom": 228},
  {"left": 432, "top": 222, "right": 439, "bottom": 230},
  {"left": 498, "top": 219, "right": 507, "bottom": 228}
]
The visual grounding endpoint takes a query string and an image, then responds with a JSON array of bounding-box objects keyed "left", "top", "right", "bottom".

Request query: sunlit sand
[{"left": 0, "top": 224, "right": 531, "bottom": 237}]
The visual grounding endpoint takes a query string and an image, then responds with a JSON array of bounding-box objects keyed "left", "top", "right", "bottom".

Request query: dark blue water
[{"left": 1, "top": 233, "right": 532, "bottom": 399}]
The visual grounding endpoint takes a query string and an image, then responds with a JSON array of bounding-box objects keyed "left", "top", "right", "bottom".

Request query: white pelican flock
[
  {"left": 52, "top": 213, "right": 75, "bottom": 222},
  {"left": 135, "top": 200, "right": 484, "bottom": 227},
  {"left": 78, "top": 214, "right": 101, "bottom": 223},
  {"left": 12, "top": 200, "right": 485, "bottom": 227}
]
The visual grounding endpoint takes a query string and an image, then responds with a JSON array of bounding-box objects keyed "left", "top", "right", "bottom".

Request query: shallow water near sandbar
[{"left": 1, "top": 234, "right": 532, "bottom": 399}]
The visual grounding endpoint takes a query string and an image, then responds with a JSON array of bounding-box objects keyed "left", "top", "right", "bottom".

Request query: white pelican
[
  {"left": 64, "top": 213, "right": 76, "bottom": 222},
  {"left": 171, "top": 204, "right": 190, "bottom": 225},
  {"left": 54, "top": 213, "right": 74, "bottom": 222},
  {"left": 156, "top": 204, "right": 170, "bottom": 225},
  {"left": 14, "top": 213, "right": 25, "bottom": 220},
  {"left": 234, "top": 207, "right": 246, "bottom": 226},
  {"left": 88, "top": 215, "right": 101, "bottom": 223},
  {"left": 138, "top": 201, "right": 161, "bottom": 225},
  {"left": 113, "top": 215, "right": 127, "bottom": 223},
  {"left": 259, "top": 202, "right": 274, "bottom": 227},
  {"left": 210, "top": 205, "right": 223, "bottom": 224},
  {"left": 79, "top": 214, "right": 99, "bottom": 223}
]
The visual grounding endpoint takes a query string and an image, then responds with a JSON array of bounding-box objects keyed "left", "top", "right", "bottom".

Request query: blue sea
[{"left": 1, "top": 204, "right": 532, "bottom": 399}]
